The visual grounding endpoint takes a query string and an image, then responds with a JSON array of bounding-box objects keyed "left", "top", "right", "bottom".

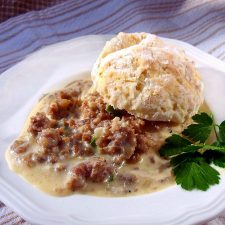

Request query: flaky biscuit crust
[{"left": 92, "top": 33, "right": 204, "bottom": 123}]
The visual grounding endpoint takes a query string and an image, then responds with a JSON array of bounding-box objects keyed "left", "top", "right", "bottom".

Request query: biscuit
[{"left": 92, "top": 32, "right": 204, "bottom": 123}]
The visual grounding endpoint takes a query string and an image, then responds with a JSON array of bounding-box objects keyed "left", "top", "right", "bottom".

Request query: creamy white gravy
[{"left": 5, "top": 80, "right": 210, "bottom": 197}]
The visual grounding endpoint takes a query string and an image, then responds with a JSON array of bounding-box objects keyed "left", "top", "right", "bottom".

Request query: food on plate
[
  {"left": 92, "top": 32, "right": 203, "bottom": 123},
  {"left": 6, "top": 80, "right": 187, "bottom": 196},
  {"left": 8, "top": 32, "right": 225, "bottom": 197}
]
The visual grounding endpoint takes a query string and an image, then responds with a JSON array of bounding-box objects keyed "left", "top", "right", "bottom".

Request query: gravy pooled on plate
[{"left": 6, "top": 80, "right": 189, "bottom": 196}]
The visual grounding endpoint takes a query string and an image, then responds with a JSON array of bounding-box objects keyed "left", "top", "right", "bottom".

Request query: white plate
[{"left": 1, "top": 35, "right": 225, "bottom": 225}]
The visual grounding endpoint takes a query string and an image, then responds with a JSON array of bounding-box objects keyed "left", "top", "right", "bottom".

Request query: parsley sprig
[
  {"left": 159, "top": 112, "right": 225, "bottom": 191},
  {"left": 90, "top": 135, "right": 97, "bottom": 148}
]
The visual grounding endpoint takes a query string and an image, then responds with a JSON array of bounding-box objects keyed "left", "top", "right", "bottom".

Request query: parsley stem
[
  {"left": 212, "top": 114, "right": 220, "bottom": 142},
  {"left": 213, "top": 124, "right": 220, "bottom": 142}
]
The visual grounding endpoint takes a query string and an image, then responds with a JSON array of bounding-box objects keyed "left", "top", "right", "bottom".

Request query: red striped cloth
[{"left": 1, "top": 0, "right": 225, "bottom": 224}]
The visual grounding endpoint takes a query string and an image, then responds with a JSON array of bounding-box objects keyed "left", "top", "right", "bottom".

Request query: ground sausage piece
[
  {"left": 22, "top": 153, "right": 35, "bottom": 167},
  {"left": 126, "top": 133, "right": 150, "bottom": 164},
  {"left": 32, "top": 152, "right": 46, "bottom": 163},
  {"left": 57, "top": 90, "right": 78, "bottom": 100},
  {"left": 28, "top": 112, "right": 51, "bottom": 136},
  {"left": 81, "top": 92, "right": 113, "bottom": 122},
  {"left": 126, "top": 152, "right": 141, "bottom": 164},
  {"left": 96, "top": 118, "right": 137, "bottom": 162},
  {"left": 48, "top": 99, "right": 73, "bottom": 119},
  {"left": 72, "top": 141, "right": 94, "bottom": 156},
  {"left": 86, "top": 158, "right": 113, "bottom": 182},
  {"left": 37, "top": 128, "right": 62, "bottom": 148},
  {"left": 48, "top": 87, "right": 83, "bottom": 120},
  {"left": 67, "top": 158, "right": 114, "bottom": 191},
  {"left": 68, "top": 162, "right": 89, "bottom": 191},
  {"left": 136, "top": 134, "right": 151, "bottom": 153},
  {"left": 10, "top": 140, "right": 29, "bottom": 154},
  {"left": 70, "top": 131, "right": 94, "bottom": 156}
]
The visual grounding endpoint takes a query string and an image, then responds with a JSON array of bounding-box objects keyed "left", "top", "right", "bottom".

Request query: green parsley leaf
[
  {"left": 106, "top": 105, "right": 115, "bottom": 113},
  {"left": 212, "top": 141, "right": 222, "bottom": 147},
  {"left": 90, "top": 135, "right": 97, "bottom": 148},
  {"left": 203, "top": 150, "right": 225, "bottom": 168},
  {"left": 170, "top": 152, "right": 202, "bottom": 167},
  {"left": 213, "top": 158, "right": 225, "bottom": 168},
  {"left": 159, "top": 134, "right": 201, "bottom": 157},
  {"left": 173, "top": 155, "right": 220, "bottom": 191},
  {"left": 182, "top": 112, "right": 213, "bottom": 143},
  {"left": 192, "top": 112, "right": 213, "bottom": 125},
  {"left": 219, "top": 121, "right": 225, "bottom": 142}
]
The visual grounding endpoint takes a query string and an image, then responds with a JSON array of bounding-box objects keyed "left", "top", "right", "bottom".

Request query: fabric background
[{"left": 1, "top": 0, "right": 225, "bottom": 224}]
